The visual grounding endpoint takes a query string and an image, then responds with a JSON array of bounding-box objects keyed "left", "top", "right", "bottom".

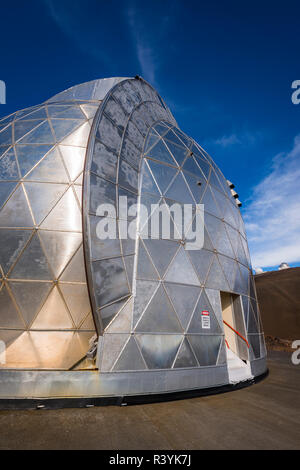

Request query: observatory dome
[{"left": 0, "top": 77, "right": 267, "bottom": 402}]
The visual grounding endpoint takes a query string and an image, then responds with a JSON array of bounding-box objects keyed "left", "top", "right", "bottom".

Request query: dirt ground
[{"left": 0, "top": 350, "right": 299, "bottom": 450}]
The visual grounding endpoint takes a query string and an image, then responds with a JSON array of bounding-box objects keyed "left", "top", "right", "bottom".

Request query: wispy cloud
[
  {"left": 125, "top": 6, "right": 158, "bottom": 84},
  {"left": 215, "top": 133, "right": 240, "bottom": 147},
  {"left": 125, "top": 2, "right": 178, "bottom": 86},
  {"left": 244, "top": 135, "right": 300, "bottom": 269},
  {"left": 212, "top": 131, "right": 260, "bottom": 148}
]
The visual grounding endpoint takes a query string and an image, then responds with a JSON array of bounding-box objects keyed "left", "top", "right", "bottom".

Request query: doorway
[
  {"left": 220, "top": 292, "right": 249, "bottom": 361},
  {"left": 220, "top": 292, "right": 252, "bottom": 382}
]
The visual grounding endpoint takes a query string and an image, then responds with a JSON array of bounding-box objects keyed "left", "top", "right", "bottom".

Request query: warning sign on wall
[{"left": 201, "top": 310, "right": 210, "bottom": 329}]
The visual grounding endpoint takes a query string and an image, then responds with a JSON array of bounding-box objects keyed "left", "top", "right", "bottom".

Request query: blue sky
[{"left": 1, "top": 0, "right": 300, "bottom": 271}]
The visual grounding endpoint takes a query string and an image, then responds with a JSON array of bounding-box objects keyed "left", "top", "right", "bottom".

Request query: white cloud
[
  {"left": 125, "top": 3, "right": 178, "bottom": 86},
  {"left": 254, "top": 267, "right": 264, "bottom": 274},
  {"left": 213, "top": 131, "right": 260, "bottom": 148},
  {"left": 215, "top": 133, "right": 241, "bottom": 147},
  {"left": 126, "top": 6, "right": 157, "bottom": 84},
  {"left": 244, "top": 135, "right": 300, "bottom": 269}
]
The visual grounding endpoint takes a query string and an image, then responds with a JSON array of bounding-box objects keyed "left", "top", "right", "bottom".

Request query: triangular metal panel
[
  {"left": 0, "top": 184, "right": 33, "bottom": 228},
  {"left": 143, "top": 239, "right": 179, "bottom": 278},
  {"left": 0, "top": 229, "right": 32, "bottom": 275},
  {"left": 144, "top": 131, "right": 160, "bottom": 152},
  {"left": 15, "top": 144, "right": 53, "bottom": 177},
  {"left": 100, "top": 333, "right": 129, "bottom": 372},
  {"left": 164, "top": 140, "right": 189, "bottom": 166},
  {"left": 184, "top": 248, "right": 214, "bottom": 285},
  {"left": 204, "top": 288, "right": 224, "bottom": 329},
  {"left": 216, "top": 224, "right": 235, "bottom": 258},
  {"left": 240, "top": 235, "right": 251, "bottom": 268},
  {"left": 50, "top": 118, "right": 84, "bottom": 142},
  {"left": 9, "top": 233, "right": 52, "bottom": 280},
  {"left": 241, "top": 295, "right": 250, "bottom": 330},
  {"left": 194, "top": 157, "right": 211, "bottom": 181},
  {"left": 173, "top": 338, "right": 198, "bottom": 368},
  {"left": 100, "top": 296, "right": 130, "bottom": 330},
  {"left": 80, "top": 104, "right": 98, "bottom": 120},
  {"left": 187, "top": 289, "right": 223, "bottom": 334},
  {"left": 89, "top": 173, "right": 116, "bottom": 215},
  {"left": 136, "top": 240, "right": 159, "bottom": 280},
  {"left": 135, "top": 334, "right": 182, "bottom": 369},
  {"left": 247, "top": 302, "right": 259, "bottom": 334},
  {"left": 224, "top": 202, "right": 239, "bottom": 230},
  {"left": 204, "top": 213, "right": 223, "bottom": 249},
  {"left": 59, "top": 121, "right": 91, "bottom": 147},
  {"left": 0, "top": 181, "right": 18, "bottom": 210},
  {"left": 18, "top": 107, "right": 48, "bottom": 121},
  {"left": 146, "top": 159, "right": 178, "bottom": 194},
  {"left": 25, "top": 148, "right": 69, "bottom": 183},
  {"left": 113, "top": 336, "right": 147, "bottom": 371},
  {"left": 249, "top": 334, "right": 261, "bottom": 359},
  {"left": 183, "top": 154, "right": 205, "bottom": 178},
  {"left": 14, "top": 119, "right": 45, "bottom": 142},
  {"left": 218, "top": 254, "right": 238, "bottom": 291},
  {"left": 183, "top": 172, "right": 206, "bottom": 203},
  {"left": 225, "top": 224, "right": 240, "bottom": 258},
  {"left": 164, "top": 247, "right": 200, "bottom": 286},
  {"left": 18, "top": 120, "right": 55, "bottom": 144},
  {"left": 205, "top": 254, "right": 230, "bottom": 291},
  {"left": 249, "top": 275, "right": 257, "bottom": 299},
  {"left": 203, "top": 227, "right": 214, "bottom": 251},
  {"left": 172, "top": 128, "right": 192, "bottom": 149},
  {"left": 0, "top": 148, "right": 19, "bottom": 180},
  {"left": 0, "top": 329, "right": 23, "bottom": 348},
  {"left": 31, "top": 286, "right": 73, "bottom": 329},
  {"left": 123, "top": 255, "right": 134, "bottom": 291},
  {"left": 40, "top": 187, "right": 81, "bottom": 232},
  {"left": 140, "top": 160, "right": 160, "bottom": 195},
  {"left": 259, "top": 334, "right": 267, "bottom": 357},
  {"left": 164, "top": 282, "right": 200, "bottom": 330},
  {"left": 59, "top": 245, "right": 87, "bottom": 282},
  {"left": 8, "top": 280, "right": 52, "bottom": 327},
  {"left": 236, "top": 263, "right": 250, "bottom": 296},
  {"left": 48, "top": 106, "right": 85, "bottom": 119},
  {"left": 187, "top": 334, "right": 222, "bottom": 366},
  {"left": 0, "top": 125, "right": 12, "bottom": 147},
  {"left": 216, "top": 338, "right": 227, "bottom": 365},
  {"left": 79, "top": 313, "right": 95, "bottom": 330},
  {"left": 209, "top": 168, "right": 226, "bottom": 194},
  {"left": 235, "top": 233, "right": 248, "bottom": 266},
  {"left": 0, "top": 146, "right": 11, "bottom": 159},
  {"left": 135, "top": 284, "right": 183, "bottom": 333},
  {"left": 133, "top": 280, "right": 159, "bottom": 328},
  {"left": 212, "top": 189, "right": 230, "bottom": 218},
  {"left": 201, "top": 186, "right": 222, "bottom": 218},
  {"left": 145, "top": 139, "right": 176, "bottom": 166},
  {"left": 24, "top": 182, "right": 68, "bottom": 225},
  {"left": 105, "top": 297, "right": 133, "bottom": 333},
  {"left": 165, "top": 173, "right": 195, "bottom": 204},
  {"left": 163, "top": 129, "right": 190, "bottom": 150},
  {"left": 91, "top": 256, "right": 130, "bottom": 308},
  {"left": 58, "top": 145, "right": 86, "bottom": 181},
  {"left": 59, "top": 283, "right": 91, "bottom": 328},
  {"left": 0, "top": 283, "right": 24, "bottom": 328}
]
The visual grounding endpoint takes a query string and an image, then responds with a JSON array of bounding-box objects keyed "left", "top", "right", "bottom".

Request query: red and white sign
[{"left": 201, "top": 310, "right": 210, "bottom": 329}]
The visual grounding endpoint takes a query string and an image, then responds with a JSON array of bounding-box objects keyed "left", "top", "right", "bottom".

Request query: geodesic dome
[{"left": 0, "top": 77, "right": 267, "bottom": 402}]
